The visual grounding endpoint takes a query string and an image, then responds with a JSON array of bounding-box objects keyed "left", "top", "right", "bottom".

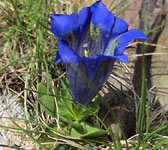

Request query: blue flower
[{"left": 51, "top": 1, "right": 148, "bottom": 105}]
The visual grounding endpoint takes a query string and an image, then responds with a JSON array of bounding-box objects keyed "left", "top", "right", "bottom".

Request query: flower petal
[
  {"left": 78, "top": 7, "right": 92, "bottom": 32},
  {"left": 51, "top": 7, "right": 92, "bottom": 54},
  {"left": 50, "top": 14, "right": 79, "bottom": 39},
  {"left": 75, "top": 7, "right": 93, "bottom": 54},
  {"left": 78, "top": 24, "right": 102, "bottom": 57},
  {"left": 66, "top": 62, "right": 90, "bottom": 105},
  {"left": 113, "top": 55, "right": 128, "bottom": 63},
  {"left": 92, "top": 59, "right": 115, "bottom": 89},
  {"left": 90, "top": 1, "right": 115, "bottom": 51},
  {"left": 111, "top": 17, "right": 128, "bottom": 38},
  {"left": 55, "top": 40, "right": 79, "bottom": 65},
  {"left": 81, "top": 59, "right": 115, "bottom": 105},
  {"left": 66, "top": 57, "right": 115, "bottom": 105},
  {"left": 91, "top": 1, "right": 114, "bottom": 33},
  {"left": 114, "top": 29, "right": 148, "bottom": 56},
  {"left": 104, "top": 29, "right": 148, "bottom": 58}
]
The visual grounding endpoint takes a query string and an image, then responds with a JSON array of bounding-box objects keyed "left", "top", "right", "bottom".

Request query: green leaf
[
  {"left": 37, "top": 82, "right": 48, "bottom": 98},
  {"left": 70, "top": 105, "right": 88, "bottom": 121},
  {"left": 71, "top": 121, "right": 84, "bottom": 131},
  {"left": 39, "top": 95, "right": 56, "bottom": 117},
  {"left": 70, "top": 121, "right": 107, "bottom": 138},
  {"left": 55, "top": 88, "right": 74, "bottom": 122},
  {"left": 37, "top": 83, "right": 56, "bottom": 117},
  {"left": 69, "top": 147, "right": 82, "bottom": 150},
  {"left": 70, "top": 96, "right": 100, "bottom": 122},
  {"left": 86, "top": 144, "right": 93, "bottom": 150},
  {"left": 81, "top": 122, "right": 107, "bottom": 138}
]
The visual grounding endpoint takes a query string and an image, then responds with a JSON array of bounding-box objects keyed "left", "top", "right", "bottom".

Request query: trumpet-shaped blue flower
[{"left": 51, "top": 0, "right": 148, "bottom": 105}]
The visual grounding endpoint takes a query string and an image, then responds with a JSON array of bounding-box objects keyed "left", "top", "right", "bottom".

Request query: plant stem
[{"left": 137, "top": 44, "right": 147, "bottom": 148}]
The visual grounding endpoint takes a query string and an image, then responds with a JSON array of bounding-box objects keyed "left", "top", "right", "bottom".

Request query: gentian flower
[{"left": 51, "top": 0, "right": 148, "bottom": 105}]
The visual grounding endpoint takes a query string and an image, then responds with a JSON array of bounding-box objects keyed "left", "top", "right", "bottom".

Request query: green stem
[{"left": 137, "top": 44, "right": 147, "bottom": 148}]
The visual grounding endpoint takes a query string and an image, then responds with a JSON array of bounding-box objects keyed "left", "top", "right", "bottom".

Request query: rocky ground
[{"left": 0, "top": 88, "right": 38, "bottom": 150}]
